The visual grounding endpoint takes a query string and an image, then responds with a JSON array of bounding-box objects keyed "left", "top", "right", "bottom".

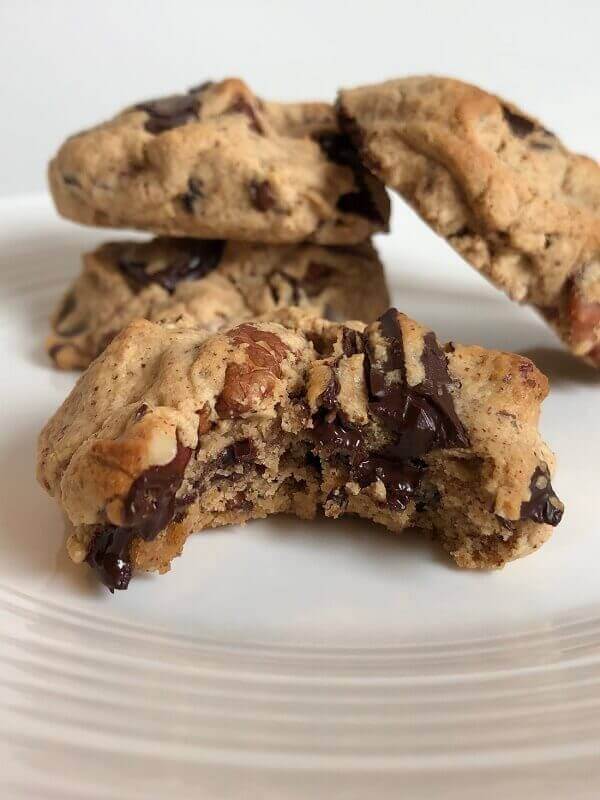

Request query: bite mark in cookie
[{"left": 37, "top": 308, "right": 563, "bottom": 590}]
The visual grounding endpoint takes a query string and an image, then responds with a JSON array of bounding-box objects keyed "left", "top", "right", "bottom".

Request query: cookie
[
  {"left": 48, "top": 78, "right": 390, "bottom": 245},
  {"left": 37, "top": 307, "right": 563, "bottom": 591},
  {"left": 338, "top": 76, "right": 600, "bottom": 365},
  {"left": 46, "top": 237, "right": 390, "bottom": 370}
]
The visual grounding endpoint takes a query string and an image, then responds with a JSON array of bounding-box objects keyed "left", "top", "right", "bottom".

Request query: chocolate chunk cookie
[
  {"left": 46, "top": 237, "right": 390, "bottom": 370},
  {"left": 49, "top": 78, "right": 390, "bottom": 244},
  {"left": 338, "top": 76, "right": 600, "bottom": 365},
  {"left": 37, "top": 307, "right": 563, "bottom": 591}
]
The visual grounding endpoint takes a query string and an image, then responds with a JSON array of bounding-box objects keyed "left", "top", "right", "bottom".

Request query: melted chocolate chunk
[
  {"left": 214, "top": 439, "right": 257, "bottom": 471},
  {"left": 315, "top": 132, "right": 363, "bottom": 170},
  {"left": 121, "top": 443, "right": 192, "bottom": 539},
  {"left": 312, "top": 415, "right": 426, "bottom": 511},
  {"left": 520, "top": 465, "right": 563, "bottom": 526},
  {"left": 312, "top": 415, "right": 365, "bottom": 458},
  {"left": 319, "top": 372, "right": 340, "bottom": 410},
  {"left": 303, "top": 262, "right": 335, "bottom": 298},
  {"left": 86, "top": 527, "right": 133, "bottom": 592},
  {"left": 228, "top": 96, "right": 264, "bottom": 134},
  {"left": 315, "top": 131, "right": 384, "bottom": 223},
  {"left": 118, "top": 239, "right": 225, "bottom": 293},
  {"left": 354, "top": 455, "right": 426, "bottom": 512},
  {"left": 86, "top": 442, "right": 192, "bottom": 591},
  {"left": 311, "top": 309, "right": 468, "bottom": 513},
  {"left": 181, "top": 177, "right": 205, "bottom": 213},
  {"left": 341, "top": 327, "right": 364, "bottom": 357},
  {"left": 501, "top": 105, "right": 536, "bottom": 138},
  {"left": 366, "top": 310, "right": 469, "bottom": 460},
  {"left": 137, "top": 89, "right": 203, "bottom": 134},
  {"left": 249, "top": 179, "right": 276, "bottom": 211},
  {"left": 337, "top": 190, "right": 383, "bottom": 222}
]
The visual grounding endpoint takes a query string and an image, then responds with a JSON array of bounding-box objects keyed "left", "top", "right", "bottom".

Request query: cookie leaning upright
[
  {"left": 338, "top": 76, "right": 600, "bottom": 365},
  {"left": 48, "top": 78, "right": 390, "bottom": 244}
]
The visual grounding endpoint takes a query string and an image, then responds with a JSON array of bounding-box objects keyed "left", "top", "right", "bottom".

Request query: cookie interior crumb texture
[
  {"left": 338, "top": 75, "right": 600, "bottom": 366},
  {"left": 46, "top": 236, "right": 390, "bottom": 370},
  {"left": 37, "top": 308, "right": 563, "bottom": 592},
  {"left": 48, "top": 77, "right": 390, "bottom": 244}
]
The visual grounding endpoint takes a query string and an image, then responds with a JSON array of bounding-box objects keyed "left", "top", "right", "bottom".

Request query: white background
[{"left": 1, "top": 0, "right": 599, "bottom": 197}]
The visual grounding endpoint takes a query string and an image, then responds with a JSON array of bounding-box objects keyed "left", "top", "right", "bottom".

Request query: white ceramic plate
[{"left": 1, "top": 195, "right": 599, "bottom": 799}]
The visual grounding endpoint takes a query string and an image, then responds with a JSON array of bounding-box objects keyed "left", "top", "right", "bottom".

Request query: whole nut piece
[{"left": 216, "top": 324, "right": 290, "bottom": 417}]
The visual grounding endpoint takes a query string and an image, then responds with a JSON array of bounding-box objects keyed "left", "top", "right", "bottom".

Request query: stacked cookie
[
  {"left": 40, "top": 75, "right": 589, "bottom": 592},
  {"left": 45, "top": 78, "right": 391, "bottom": 369}
]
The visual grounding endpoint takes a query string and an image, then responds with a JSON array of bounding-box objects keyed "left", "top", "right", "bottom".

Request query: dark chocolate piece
[
  {"left": 121, "top": 443, "right": 192, "bottom": 539},
  {"left": 137, "top": 91, "right": 201, "bottom": 134},
  {"left": 319, "top": 371, "right": 340, "bottom": 411},
  {"left": 341, "top": 327, "right": 364, "bottom": 357},
  {"left": 311, "top": 308, "right": 468, "bottom": 512},
  {"left": 315, "top": 131, "right": 384, "bottom": 223},
  {"left": 366, "top": 310, "right": 469, "bottom": 460},
  {"left": 86, "top": 442, "right": 192, "bottom": 591},
  {"left": 353, "top": 454, "right": 426, "bottom": 512},
  {"left": 337, "top": 190, "right": 383, "bottom": 222},
  {"left": 249, "top": 179, "right": 276, "bottom": 211},
  {"left": 312, "top": 414, "right": 426, "bottom": 511},
  {"left": 118, "top": 239, "right": 225, "bottom": 293},
  {"left": 181, "top": 177, "right": 205, "bottom": 213},
  {"left": 501, "top": 105, "right": 536, "bottom": 138},
  {"left": 214, "top": 439, "right": 257, "bottom": 471},
  {"left": 303, "top": 262, "right": 335, "bottom": 298},
  {"left": 86, "top": 526, "right": 133, "bottom": 592},
  {"left": 520, "top": 465, "right": 563, "bottom": 526}
]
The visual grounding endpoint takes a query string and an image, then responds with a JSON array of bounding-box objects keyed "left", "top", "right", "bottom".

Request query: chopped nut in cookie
[{"left": 37, "top": 308, "right": 563, "bottom": 591}]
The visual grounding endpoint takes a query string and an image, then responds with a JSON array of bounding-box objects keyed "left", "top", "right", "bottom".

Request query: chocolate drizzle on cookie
[
  {"left": 86, "top": 443, "right": 192, "bottom": 591},
  {"left": 118, "top": 238, "right": 225, "bottom": 293}
]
